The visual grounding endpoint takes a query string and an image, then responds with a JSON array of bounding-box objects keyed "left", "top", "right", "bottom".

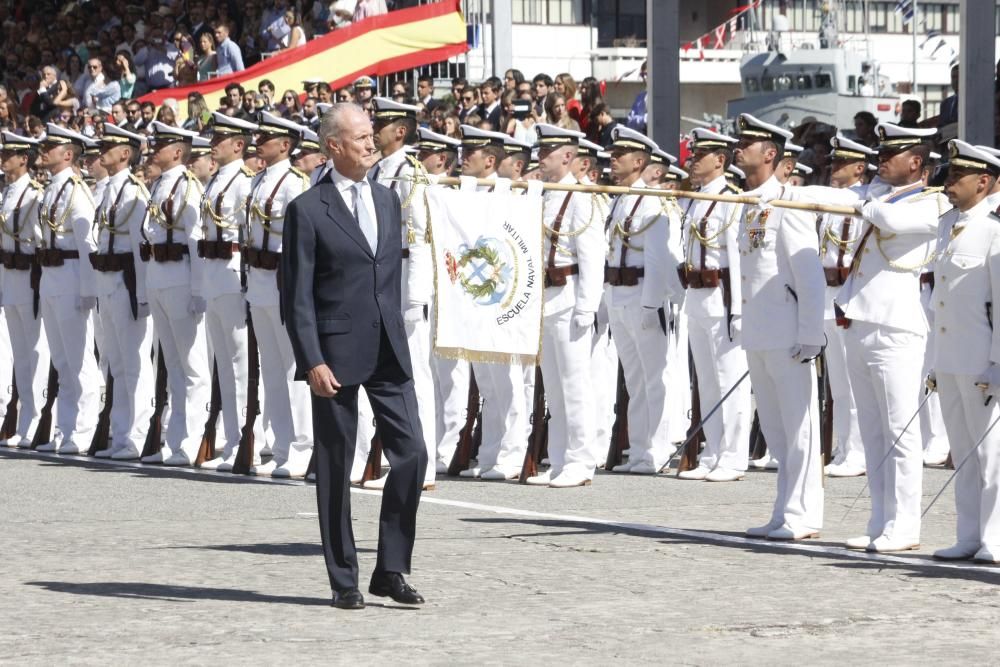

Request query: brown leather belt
[
  {"left": 544, "top": 264, "right": 579, "bottom": 288},
  {"left": 401, "top": 248, "right": 410, "bottom": 259},
  {"left": 197, "top": 240, "right": 241, "bottom": 260},
  {"left": 245, "top": 246, "right": 281, "bottom": 270},
  {"left": 824, "top": 266, "right": 850, "bottom": 287},
  {"left": 920, "top": 272, "right": 935, "bottom": 289},
  {"left": 834, "top": 303, "right": 851, "bottom": 329},
  {"left": 37, "top": 248, "right": 80, "bottom": 267},
  {"left": 0, "top": 250, "right": 34, "bottom": 271},
  {"left": 139, "top": 242, "right": 189, "bottom": 263},
  {"left": 605, "top": 265, "right": 645, "bottom": 287},
  {"left": 89, "top": 252, "right": 133, "bottom": 272},
  {"left": 677, "top": 266, "right": 722, "bottom": 289}
]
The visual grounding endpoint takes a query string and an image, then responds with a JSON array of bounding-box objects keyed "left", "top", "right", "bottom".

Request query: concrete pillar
[
  {"left": 647, "top": 0, "right": 681, "bottom": 154},
  {"left": 492, "top": 0, "right": 513, "bottom": 77},
  {"left": 959, "top": 0, "right": 995, "bottom": 144}
]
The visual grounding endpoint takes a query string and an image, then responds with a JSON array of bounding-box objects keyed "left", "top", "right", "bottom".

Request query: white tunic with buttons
[
  {"left": 143, "top": 165, "right": 205, "bottom": 297},
  {"left": 0, "top": 174, "right": 44, "bottom": 307},
  {"left": 92, "top": 170, "right": 150, "bottom": 303},
  {"left": 543, "top": 172, "right": 604, "bottom": 315},
  {"left": 200, "top": 159, "right": 253, "bottom": 301},
  {"left": 39, "top": 168, "right": 98, "bottom": 299}
]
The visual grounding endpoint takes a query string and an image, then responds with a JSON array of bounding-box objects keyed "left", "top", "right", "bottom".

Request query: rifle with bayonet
[
  {"left": 232, "top": 312, "right": 259, "bottom": 475},
  {"left": 447, "top": 370, "right": 480, "bottom": 476},
  {"left": 0, "top": 380, "right": 18, "bottom": 441},
  {"left": 88, "top": 372, "right": 113, "bottom": 456},
  {"left": 140, "top": 346, "right": 168, "bottom": 458},
  {"left": 519, "top": 367, "right": 548, "bottom": 483},
  {"left": 31, "top": 364, "right": 58, "bottom": 448},
  {"left": 605, "top": 363, "right": 629, "bottom": 470},
  {"left": 196, "top": 362, "right": 222, "bottom": 465}
]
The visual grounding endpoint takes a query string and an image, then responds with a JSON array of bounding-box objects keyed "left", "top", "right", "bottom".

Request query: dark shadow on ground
[
  {"left": 164, "top": 542, "right": 374, "bottom": 557},
  {"left": 25, "top": 581, "right": 330, "bottom": 606}
]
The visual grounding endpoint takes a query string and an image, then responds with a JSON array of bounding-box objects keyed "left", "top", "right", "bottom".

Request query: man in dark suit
[{"left": 281, "top": 102, "right": 428, "bottom": 610}]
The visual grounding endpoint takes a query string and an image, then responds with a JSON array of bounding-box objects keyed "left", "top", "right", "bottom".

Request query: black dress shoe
[
  {"left": 368, "top": 571, "right": 425, "bottom": 605},
  {"left": 331, "top": 587, "right": 365, "bottom": 610}
]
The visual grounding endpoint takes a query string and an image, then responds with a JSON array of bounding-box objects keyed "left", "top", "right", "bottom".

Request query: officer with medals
[
  {"left": 198, "top": 112, "right": 261, "bottom": 472},
  {"left": 930, "top": 140, "right": 1000, "bottom": 563},
  {"left": 602, "top": 126, "right": 684, "bottom": 475},
  {"left": 675, "top": 127, "right": 750, "bottom": 482},
  {"left": 89, "top": 124, "right": 155, "bottom": 461},
  {"left": 526, "top": 123, "right": 604, "bottom": 488},
  {"left": 0, "top": 132, "right": 49, "bottom": 449},
  {"left": 34, "top": 124, "right": 102, "bottom": 455},
  {"left": 245, "top": 111, "right": 313, "bottom": 478},
  {"left": 139, "top": 121, "right": 211, "bottom": 467},
  {"left": 735, "top": 113, "right": 826, "bottom": 540}
]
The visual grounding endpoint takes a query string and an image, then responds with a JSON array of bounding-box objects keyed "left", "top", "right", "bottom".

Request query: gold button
[
  {"left": 940, "top": 327, "right": 946, "bottom": 333},
  {"left": 741, "top": 275, "right": 746, "bottom": 281},
  {"left": 940, "top": 275, "right": 947, "bottom": 281},
  {"left": 939, "top": 301, "right": 945, "bottom": 307},
  {"left": 742, "top": 298, "right": 747, "bottom": 304}
]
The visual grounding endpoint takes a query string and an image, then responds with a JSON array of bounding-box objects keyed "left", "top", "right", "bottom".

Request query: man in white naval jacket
[
  {"left": 734, "top": 114, "right": 826, "bottom": 540},
  {"left": 675, "top": 127, "right": 750, "bottom": 482},
  {"left": 139, "top": 122, "right": 211, "bottom": 467},
  {"left": 0, "top": 132, "right": 49, "bottom": 449},
  {"left": 526, "top": 124, "right": 605, "bottom": 488},
  {"left": 244, "top": 111, "right": 313, "bottom": 478},
  {"left": 602, "top": 126, "right": 684, "bottom": 474},
  {"left": 838, "top": 122, "right": 946, "bottom": 552},
  {"left": 89, "top": 124, "right": 155, "bottom": 461},
  {"left": 198, "top": 112, "right": 260, "bottom": 472},
  {"left": 929, "top": 140, "right": 1000, "bottom": 563},
  {"left": 34, "top": 124, "right": 102, "bottom": 455}
]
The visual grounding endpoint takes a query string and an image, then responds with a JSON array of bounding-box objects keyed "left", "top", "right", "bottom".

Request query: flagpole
[{"left": 912, "top": 0, "right": 919, "bottom": 98}]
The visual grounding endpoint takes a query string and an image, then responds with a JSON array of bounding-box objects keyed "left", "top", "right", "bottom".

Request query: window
[
  {"left": 513, "top": 0, "right": 589, "bottom": 25},
  {"left": 796, "top": 74, "right": 813, "bottom": 90},
  {"left": 815, "top": 72, "right": 832, "bottom": 89},
  {"left": 595, "top": 0, "right": 645, "bottom": 47},
  {"left": 745, "top": 77, "right": 760, "bottom": 93},
  {"left": 776, "top": 74, "right": 793, "bottom": 90},
  {"left": 761, "top": 76, "right": 775, "bottom": 92}
]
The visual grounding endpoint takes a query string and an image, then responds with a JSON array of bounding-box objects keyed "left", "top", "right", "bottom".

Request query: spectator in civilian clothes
[
  {"left": 83, "top": 58, "right": 121, "bottom": 113},
  {"left": 544, "top": 93, "right": 579, "bottom": 131},
  {"left": 504, "top": 68, "right": 524, "bottom": 92},
  {"left": 478, "top": 76, "right": 502, "bottom": 129},
  {"left": 116, "top": 51, "right": 138, "bottom": 99},
  {"left": 214, "top": 22, "right": 244, "bottom": 75},
  {"left": 282, "top": 9, "right": 307, "bottom": 49},
  {"left": 279, "top": 89, "right": 302, "bottom": 118},
  {"left": 353, "top": 0, "right": 388, "bottom": 22},
  {"left": 197, "top": 31, "right": 217, "bottom": 81},
  {"left": 554, "top": 73, "right": 581, "bottom": 126}
]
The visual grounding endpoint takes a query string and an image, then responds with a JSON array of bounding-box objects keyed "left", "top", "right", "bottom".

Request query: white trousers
[
  {"left": 844, "top": 321, "right": 924, "bottom": 543},
  {"left": 41, "top": 294, "right": 100, "bottom": 446},
  {"left": 205, "top": 293, "right": 251, "bottom": 458},
  {"left": 98, "top": 283, "right": 154, "bottom": 454},
  {"left": 4, "top": 301, "right": 48, "bottom": 440},
  {"left": 608, "top": 303, "right": 673, "bottom": 470},
  {"left": 432, "top": 356, "right": 469, "bottom": 467},
  {"left": 541, "top": 305, "right": 596, "bottom": 478},
  {"left": 824, "top": 319, "right": 865, "bottom": 467},
  {"left": 251, "top": 304, "right": 313, "bottom": 470},
  {"left": 937, "top": 373, "right": 1000, "bottom": 550},
  {"left": 149, "top": 285, "right": 210, "bottom": 460},
  {"left": 589, "top": 321, "right": 618, "bottom": 466},
  {"left": 746, "top": 348, "right": 824, "bottom": 531},
  {"left": 921, "top": 330, "right": 950, "bottom": 460},
  {"left": 689, "top": 314, "right": 750, "bottom": 471},
  {"left": 666, "top": 307, "right": 690, "bottom": 444},
  {"left": 470, "top": 360, "right": 527, "bottom": 471},
  {"left": 405, "top": 314, "right": 437, "bottom": 483}
]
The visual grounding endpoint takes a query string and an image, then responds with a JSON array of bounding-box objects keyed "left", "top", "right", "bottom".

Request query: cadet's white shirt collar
[
  {"left": 957, "top": 195, "right": 995, "bottom": 221},
  {"left": 216, "top": 159, "right": 244, "bottom": 178},
  {"left": 162, "top": 164, "right": 187, "bottom": 179},
  {"left": 8, "top": 172, "right": 31, "bottom": 190},
  {"left": 744, "top": 174, "right": 780, "bottom": 195},
  {"left": 888, "top": 178, "right": 923, "bottom": 195},
  {"left": 260, "top": 158, "right": 291, "bottom": 178},
  {"left": 558, "top": 171, "right": 576, "bottom": 185},
  {"left": 377, "top": 147, "right": 407, "bottom": 169},
  {"left": 108, "top": 169, "right": 131, "bottom": 186},
  {"left": 702, "top": 174, "right": 728, "bottom": 192},
  {"left": 48, "top": 166, "right": 73, "bottom": 186}
]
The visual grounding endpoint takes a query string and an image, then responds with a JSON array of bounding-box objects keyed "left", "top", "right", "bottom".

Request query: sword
[
  {"left": 922, "top": 411, "right": 1000, "bottom": 518},
  {"left": 659, "top": 369, "right": 750, "bottom": 474},
  {"left": 840, "top": 390, "right": 932, "bottom": 522}
]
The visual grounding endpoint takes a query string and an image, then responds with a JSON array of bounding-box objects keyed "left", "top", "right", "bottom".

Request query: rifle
[
  {"left": 361, "top": 429, "right": 383, "bottom": 483},
  {"left": 605, "top": 363, "right": 629, "bottom": 470},
  {"left": 447, "top": 370, "right": 480, "bottom": 476},
  {"left": 818, "top": 353, "right": 834, "bottom": 466},
  {"left": 141, "top": 346, "right": 168, "bottom": 458},
  {"left": 30, "top": 364, "right": 58, "bottom": 448},
  {"left": 88, "top": 372, "right": 113, "bottom": 456},
  {"left": 748, "top": 409, "right": 768, "bottom": 461},
  {"left": 196, "top": 362, "right": 222, "bottom": 466},
  {"left": 0, "top": 380, "right": 18, "bottom": 441},
  {"left": 677, "top": 354, "right": 703, "bottom": 473},
  {"left": 519, "top": 367, "right": 548, "bottom": 483},
  {"left": 232, "top": 311, "right": 260, "bottom": 475}
]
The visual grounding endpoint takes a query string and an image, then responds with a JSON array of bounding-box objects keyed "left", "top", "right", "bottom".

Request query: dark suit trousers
[{"left": 312, "top": 324, "right": 427, "bottom": 592}]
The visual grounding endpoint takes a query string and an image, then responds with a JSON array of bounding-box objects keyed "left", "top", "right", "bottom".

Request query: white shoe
[
  {"left": 621, "top": 448, "right": 631, "bottom": 457},
  {"left": 525, "top": 471, "right": 551, "bottom": 486},
  {"left": 435, "top": 461, "right": 449, "bottom": 474},
  {"left": 272, "top": 464, "right": 308, "bottom": 479},
  {"left": 94, "top": 448, "right": 113, "bottom": 459},
  {"left": 974, "top": 546, "right": 1000, "bottom": 563},
  {"left": 705, "top": 467, "right": 745, "bottom": 482},
  {"left": 111, "top": 447, "right": 140, "bottom": 461},
  {"left": 767, "top": 524, "right": 820, "bottom": 541},
  {"left": 163, "top": 452, "right": 193, "bottom": 467},
  {"left": 362, "top": 476, "right": 387, "bottom": 490},
  {"left": 141, "top": 450, "right": 165, "bottom": 464},
  {"left": 200, "top": 455, "right": 237, "bottom": 472},
  {"left": 825, "top": 462, "right": 866, "bottom": 477},
  {"left": 58, "top": 441, "right": 87, "bottom": 455},
  {"left": 923, "top": 451, "right": 949, "bottom": 466},
  {"left": 933, "top": 543, "right": 979, "bottom": 561},
  {"left": 867, "top": 535, "right": 920, "bottom": 553},
  {"left": 845, "top": 535, "right": 873, "bottom": 550},
  {"left": 678, "top": 465, "right": 711, "bottom": 481},
  {"left": 35, "top": 442, "right": 57, "bottom": 452},
  {"left": 627, "top": 461, "right": 659, "bottom": 475},
  {"left": 458, "top": 467, "right": 482, "bottom": 478},
  {"left": 746, "top": 521, "right": 781, "bottom": 538},
  {"left": 15, "top": 437, "right": 33, "bottom": 449},
  {"left": 549, "top": 470, "right": 592, "bottom": 488},
  {"left": 749, "top": 455, "right": 779, "bottom": 470},
  {"left": 251, "top": 460, "right": 278, "bottom": 477},
  {"left": 481, "top": 465, "right": 519, "bottom": 480},
  {"left": 610, "top": 460, "right": 633, "bottom": 473},
  {"left": 540, "top": 457, "right": 550, "bottom": 466}
]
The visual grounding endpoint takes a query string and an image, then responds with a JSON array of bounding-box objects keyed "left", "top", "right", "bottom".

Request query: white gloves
[
  {"left": 137, "top": 302, "right": 151, "bottom": 319},
  {"left": 77, "top": 296, "right": 97, "bottom": 311},
  {"left": 976, "top": 364, "right": 1000, "bottom": 403},
  {"left": 728, "top": 315, "right": 742, "bottom": 342},
  {"left": 790, "top": 344, "right": 822, "bottom": 363},
  {"left": 188, "top": 296, "right": 207, "bottom": 315},
  {"left": 403, "top": 302, "right": 426, "bottom": 324},
  {"left": 640, "top": 307, "right": 660, "bottom": 331},
  {"left": 571, "top": 310, "right": 594, "bottom": 337}
]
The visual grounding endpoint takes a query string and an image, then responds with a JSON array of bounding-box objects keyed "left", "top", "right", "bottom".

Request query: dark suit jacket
[{"left": 281, "top": 176, "right": 413, "bottom": 387}]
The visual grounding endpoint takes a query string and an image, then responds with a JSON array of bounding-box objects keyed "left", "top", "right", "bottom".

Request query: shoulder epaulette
[
  {"left": 126, "top": 172, "right": 151, "bottom": 200},
  {"left": 913, "top": 187, "right": 945, "bottom": 201},
  {"left": 240, "top": 165, "right": 255, "bottom": 178},
  {"left": 28, "top": 179, "right": 44, "bottom": 192},
  {"left": 724, "top": 184, "right": 741, "bottom": 195},
  {"left": 989, "top": 212, "right": 1000, "bottom": 224},
  {"left": 289, "top": 166, "right": 308, "bottom": 181}
]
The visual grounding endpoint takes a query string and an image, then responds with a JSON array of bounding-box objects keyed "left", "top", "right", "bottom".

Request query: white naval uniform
[
  {"left": 371, "top": 148, "right": 437, "bottom": 483},
  {"left": 0, "top": 174, "right": 49, "bottom": 446},
  {"left": 246, "top": 159, "right": 313, "bottom": 472},
  {"left": 919, "top": 194, "right": 953, "bottom": 465},
  {"left": 588, "top": 191, "right": 617, "bottom": 463},
  {"left": 541, "top": 172, "right": 605, "bottom": 480},
  {"left": 37, "top": 168, "right": 101, "bottom": 450},
  {"left": 200, "top": 159, "right": 256, "bottom": 462},
  {"left": 604, "top": 178, "right": 685, "bottom": 470},
  {"left": 738, "top": 176, "right": 825, "bottom": 533},
  {"left": 143, "top": 165, "right": 211, "bottom": 462},
  {"left": 932, "top": 199, "right": 1000, "bottom": 555},
  {"left": 837, "top": 181, "right": 947, "bottom": 544},
  {"left": 91, "top": 169, "right": 155, "bottom": 458},
  {"left": 91, "top": 177, "right": 110, "bottom": 379},
  {"left": 679, "top": 175, "right": 750, "bottom": 472}
]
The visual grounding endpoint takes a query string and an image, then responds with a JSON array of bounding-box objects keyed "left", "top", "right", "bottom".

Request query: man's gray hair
[{"left": 318, "top": 102, "right": 366, "bottom": 157}]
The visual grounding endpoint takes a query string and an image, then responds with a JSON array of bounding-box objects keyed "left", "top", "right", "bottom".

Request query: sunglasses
[
  {"left": 284, "top": 96, "right": 296, "bottom": 101},
  {"left": 462, "top": 96, "right": 474, "bottom": 103}
]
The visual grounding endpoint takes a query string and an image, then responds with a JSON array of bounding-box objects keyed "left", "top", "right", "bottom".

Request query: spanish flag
[{"left": 140, "top": 0, "right": 468, "bottom": 114}]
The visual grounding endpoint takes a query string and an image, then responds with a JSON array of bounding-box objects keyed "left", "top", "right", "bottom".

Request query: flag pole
[{"left": 912, "top": 0, "right": 919, "bottom": 98}]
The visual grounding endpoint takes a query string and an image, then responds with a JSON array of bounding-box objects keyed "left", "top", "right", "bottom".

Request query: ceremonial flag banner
[
  {"left": 139, "top": 0, "right": 468, "bottom": 119},
  {"left": 427, "top": 180, "right": 544, "bottom": 366}
]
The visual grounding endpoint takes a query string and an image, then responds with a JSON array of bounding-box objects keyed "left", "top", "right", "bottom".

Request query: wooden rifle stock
[
  {"left": 31, "top": 364, "right": 59, "bottom": 448},
  {"left": 818, "top": 353, "right": 834, "bottom": 466},
  {"left": 88, "top": 372, "right": 113, "bottom": 456},
  {"left": 677, "top": 356, "right": 703, "bottom": 473},
  {"left": 232, "top": 313, "right": 260, "bottom": 475},
  {"left": 361, "top": 429, "right": 383, "bottom": 483},
  {"left": 519, "top": 367, "right": 547, "bottom": 483},
  {"left": 196, "top": 362, "right": 222, "bottom": 466},
  {"left": 605, "top": 363, "right": 629, "bottom": 470},
  {"left": 140, "top": 346, "right": 168, "bottom": 458},
  {"left": 749, "top": 409, "right": 767, "bottom": 461},
  {"left": 447, "top": 370, "right": 479, "bottom": 476},
  {"left": 0, "top": 380, "right": 18, "bottom": 441}
]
